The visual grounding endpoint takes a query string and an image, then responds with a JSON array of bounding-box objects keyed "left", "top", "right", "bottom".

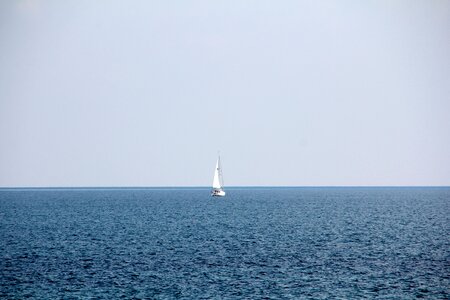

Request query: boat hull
[{"left": 211, "top": 190, "right": 226, "bottom": 197}]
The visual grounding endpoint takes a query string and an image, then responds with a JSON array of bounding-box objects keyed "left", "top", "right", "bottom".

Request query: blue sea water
[{"left": 0, "top": 187, "right": 449, "bottom": 299}]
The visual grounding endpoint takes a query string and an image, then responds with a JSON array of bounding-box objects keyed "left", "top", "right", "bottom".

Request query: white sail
[{"left": 212, "top": 159, "right": 221, "bottom": 189}]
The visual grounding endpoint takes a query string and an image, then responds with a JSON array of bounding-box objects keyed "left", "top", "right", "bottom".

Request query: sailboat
[{"left": 211, "top": 155, "right": 226, "bottom": 197}]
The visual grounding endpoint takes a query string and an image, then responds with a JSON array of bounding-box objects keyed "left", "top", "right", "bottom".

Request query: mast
[
  {"left": 212, "top": 157, "right": 221, "bottom": 189},
  {"left": 218, "top": 155, "right": 224, "bottom": 188}
]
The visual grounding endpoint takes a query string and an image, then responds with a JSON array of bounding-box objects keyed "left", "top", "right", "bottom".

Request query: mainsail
[{"left": 212, "top": 159, "right": 222, "bottom": 189}]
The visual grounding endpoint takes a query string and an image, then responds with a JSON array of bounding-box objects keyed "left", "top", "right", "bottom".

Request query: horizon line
[{"left": 0, "top": 185, "right": 449, "bottom": 190}]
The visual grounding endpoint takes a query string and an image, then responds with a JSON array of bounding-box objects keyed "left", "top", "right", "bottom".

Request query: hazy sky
[{"left": 1, "top": 0, "right": 449, "bottom": 187}]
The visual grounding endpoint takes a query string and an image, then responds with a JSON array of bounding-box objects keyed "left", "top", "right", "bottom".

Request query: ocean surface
[{"left": 0, "top": 187, "right": 449, "bottom": 299}]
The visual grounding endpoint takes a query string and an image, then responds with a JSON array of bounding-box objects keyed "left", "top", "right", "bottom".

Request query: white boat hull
[{"left": 211, "top": 189, "right": 226, "bottom": 197}]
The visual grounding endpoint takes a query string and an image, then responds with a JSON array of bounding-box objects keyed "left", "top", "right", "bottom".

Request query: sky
[{"left": 0, "top": 0, "right": 449, "bottom": 187}]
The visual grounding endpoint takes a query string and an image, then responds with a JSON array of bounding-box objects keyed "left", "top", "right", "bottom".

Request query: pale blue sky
[{"left": 1, "top": 0, "right": 449, "bottom": 187}]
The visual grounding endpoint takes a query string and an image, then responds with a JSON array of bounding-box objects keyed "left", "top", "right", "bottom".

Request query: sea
[{"left": 0, "top": 187, "right": 449, "bottom": 299}]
